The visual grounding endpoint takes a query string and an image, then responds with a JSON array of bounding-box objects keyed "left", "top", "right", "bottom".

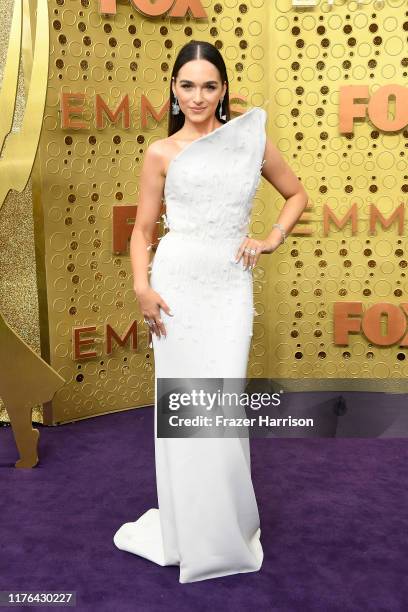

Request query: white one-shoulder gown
[{"left": 113, "top": 106, "right": 267, "bottom": 583}]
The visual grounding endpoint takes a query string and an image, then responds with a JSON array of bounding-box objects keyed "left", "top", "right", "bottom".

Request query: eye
[{"left": 180, "top": 84, "right": 217, "bottom": 90}]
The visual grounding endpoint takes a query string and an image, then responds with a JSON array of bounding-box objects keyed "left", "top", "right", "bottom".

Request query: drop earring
[
  {"left": 219, "top": 97, "right": 226, "bottom": 121},
  {"left": 172, "top": 95, "right": 180, "bottom": 115}
]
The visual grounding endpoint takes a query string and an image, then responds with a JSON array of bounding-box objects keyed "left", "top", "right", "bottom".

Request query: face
[{"left": 172, "top": 59, "right": 227, "bottom": 123}]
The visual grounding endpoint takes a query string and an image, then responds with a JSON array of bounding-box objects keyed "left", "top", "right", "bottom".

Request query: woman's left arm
[
  {"left": 235, "top": 137, "right": 309, "bottom": 269},
  {"left": 260, "top": 137, "right": 309, "bottom": 252}
]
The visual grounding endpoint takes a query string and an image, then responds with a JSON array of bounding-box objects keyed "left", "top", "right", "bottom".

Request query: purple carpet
[{"left": 0, "top": 404, "right": 407, "bottom": 611}]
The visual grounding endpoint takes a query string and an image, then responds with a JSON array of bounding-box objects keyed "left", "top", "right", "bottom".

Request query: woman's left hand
[{"left": 234, "top": 236, "right": 278, "bottom": 270}]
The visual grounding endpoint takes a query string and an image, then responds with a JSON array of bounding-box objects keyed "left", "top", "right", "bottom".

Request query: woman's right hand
[{"left": 135, "top": 286, "right": 173, "bottom": 338}]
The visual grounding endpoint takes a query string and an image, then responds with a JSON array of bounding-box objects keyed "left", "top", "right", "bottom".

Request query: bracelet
[{"left": 272, "top": 223, "right": 286, "bottom": 244}]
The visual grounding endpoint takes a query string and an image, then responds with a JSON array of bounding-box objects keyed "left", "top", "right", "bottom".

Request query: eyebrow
[{"left": 179, "top": 79, "right": 218, "bottom": 85}]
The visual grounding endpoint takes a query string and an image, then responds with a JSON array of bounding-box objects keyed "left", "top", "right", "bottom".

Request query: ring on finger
[{"left": 150, "top": 321, "right": 160, "bottom": 335}]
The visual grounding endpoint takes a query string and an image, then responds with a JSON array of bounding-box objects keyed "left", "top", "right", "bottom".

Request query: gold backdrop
[{"left": 1, "top": 0, "right": 407, "bottom": 426}]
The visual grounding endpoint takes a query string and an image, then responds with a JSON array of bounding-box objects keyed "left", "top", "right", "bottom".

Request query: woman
[{"left": 114, "top": 41, "right": 308, "bottom": 583}]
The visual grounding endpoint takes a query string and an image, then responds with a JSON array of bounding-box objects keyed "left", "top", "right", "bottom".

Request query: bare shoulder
[
  {"left": 147, "top": 135, "right": 183, "bottom": 177},
  {"left": 142, "top": 139, "right": 168, "bottom": 178},
  {"left": 145, "top": 139, "right": 168, "bottom": 162}
]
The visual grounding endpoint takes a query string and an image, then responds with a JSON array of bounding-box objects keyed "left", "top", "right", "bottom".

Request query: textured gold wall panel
[{"left": 260, "top": 1, "right": 408, "bottom": 384}]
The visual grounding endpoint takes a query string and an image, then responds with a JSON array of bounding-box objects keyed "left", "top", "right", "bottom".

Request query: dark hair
[{"left": 168, "top": 40, "right": 230, "bottom": 137}]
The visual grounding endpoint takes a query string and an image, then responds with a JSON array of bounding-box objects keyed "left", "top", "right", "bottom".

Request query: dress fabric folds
[{"left": 113, "top": 107, "right": 267, "bottom": 583}]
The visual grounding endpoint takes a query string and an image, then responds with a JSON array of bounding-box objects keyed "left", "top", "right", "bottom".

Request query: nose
[{"left": 193, "top": 90, "right": 204, "bottom": 104}]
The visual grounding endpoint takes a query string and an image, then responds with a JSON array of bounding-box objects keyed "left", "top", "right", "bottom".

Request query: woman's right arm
[{"left": 130, "top": 141, "right": 172, "bottom": 338}]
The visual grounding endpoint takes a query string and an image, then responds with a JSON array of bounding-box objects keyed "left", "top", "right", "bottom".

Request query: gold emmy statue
[{"left": 0, "top": 0, "right": 65, "bottom": 468}]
